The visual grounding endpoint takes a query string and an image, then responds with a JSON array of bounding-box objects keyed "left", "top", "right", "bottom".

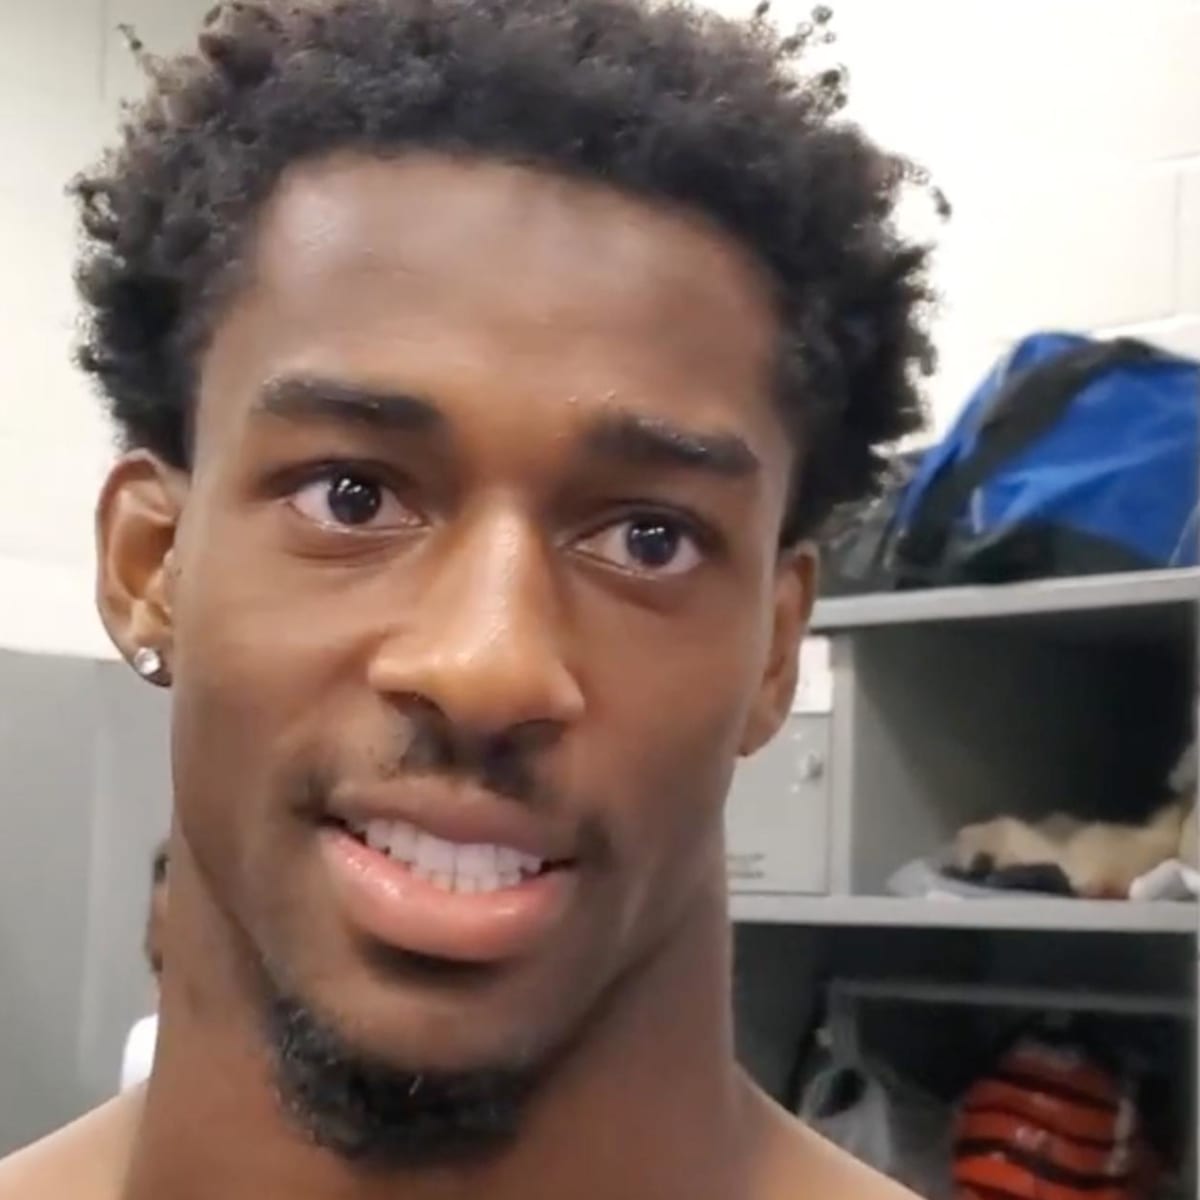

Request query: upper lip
[{"left": 325, "top": 779, "right": 576, "bottom": 863}]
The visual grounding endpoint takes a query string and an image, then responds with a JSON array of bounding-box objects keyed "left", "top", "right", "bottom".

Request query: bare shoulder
[
  {"left": 752, "top": 1091, "right": 918, "bottom": 1200},
  {"left": 775, "top": 1122, "right": 919, "bottom": 1199},
  {"left": 0, "top": 1093, "right": 140, "bottom": 1200}
]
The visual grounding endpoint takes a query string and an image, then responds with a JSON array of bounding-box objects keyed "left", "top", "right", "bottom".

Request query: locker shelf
[
  {"left": 812, "top": 567, "right": 1200, "bottom": 637},
  {"left": 730, "top": 893, "right": 1197, "bottom": 934}
]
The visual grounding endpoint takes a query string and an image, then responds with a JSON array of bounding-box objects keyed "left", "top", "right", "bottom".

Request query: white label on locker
[{"left": 793, "top": 637, "right": 832, "bottom": 714}]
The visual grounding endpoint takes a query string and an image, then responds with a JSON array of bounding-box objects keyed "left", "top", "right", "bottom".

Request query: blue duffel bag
[{"left": 884, "top": 332, "right": 1199, "bottom": 586}]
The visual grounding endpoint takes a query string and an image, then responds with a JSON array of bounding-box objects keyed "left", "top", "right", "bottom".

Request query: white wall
[
  {"left": 715, "top": 0, "right": 1200, "bottom": 418},
  {"left": 0, "top": 0, "right": 215, "bottom": 660},
  {"left": 1, "top": 0, "right": 1198, "bottom": 656}
]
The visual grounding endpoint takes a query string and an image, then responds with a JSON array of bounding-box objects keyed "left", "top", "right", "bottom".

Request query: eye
[
  {"left": 577, "top": 514, "right": 704, "bottom": 576},
  {"left": 289, "top": 469, "right": 414, "bottom": 531}
]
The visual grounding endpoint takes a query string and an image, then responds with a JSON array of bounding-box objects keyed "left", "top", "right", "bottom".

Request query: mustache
[
  {"left": 289, "top": 712, "right": 614, "bottom": 869},
  {"left": 295, "top": 711, "right": 552, "bottom": 813}
]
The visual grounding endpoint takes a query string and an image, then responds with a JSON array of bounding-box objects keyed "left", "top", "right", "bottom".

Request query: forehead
[{"left": 197, "top": 151, "right": 786, "bottom": 463}]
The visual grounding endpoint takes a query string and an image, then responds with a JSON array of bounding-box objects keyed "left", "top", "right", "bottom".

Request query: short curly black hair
[{"left": 73, "top": 0, "right": 932, "bottom": 542}]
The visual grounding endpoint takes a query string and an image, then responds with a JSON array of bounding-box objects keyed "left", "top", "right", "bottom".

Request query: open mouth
[
  {"left": 325, "top": 816, "right": 566, "bottom": 896},
  {"left": 319, "top": 811, "right": 579, "bottom": 962}
]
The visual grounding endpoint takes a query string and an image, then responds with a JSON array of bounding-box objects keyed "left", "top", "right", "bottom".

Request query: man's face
[{"left": 123, "top": 154, "right": 808, "bottom": 1079}]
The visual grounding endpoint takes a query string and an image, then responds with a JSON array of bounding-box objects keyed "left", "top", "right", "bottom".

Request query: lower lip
[{"left": 320, "top": 827, "right": 574, "bottom": 964}]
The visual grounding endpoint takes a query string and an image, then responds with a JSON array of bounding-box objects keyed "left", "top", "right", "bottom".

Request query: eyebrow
[
  {"left": 254, "top": 378, "right": 759, "bottom": 478},
  {"left": 581, "top": 410, "right": 760, "bottom": 479},
  {"left": 255, "top": 375, "right": 444, "bottom": 433}
]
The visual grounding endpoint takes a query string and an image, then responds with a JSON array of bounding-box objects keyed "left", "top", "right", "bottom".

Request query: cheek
[
  {"left": 592, "top": 584, "right": 770, "bottom": 742},
  {"left": 591, "top": 678, "right": 742, "bottom": 949},
  {"left": 171, "top": 512, "right": 359, "bottom": 730},
  {"left": 166, "top": 539, "right": 352, "bottom": 868},
  {"left": 588, "top": 611, "right": 766, "bottom": 859}
]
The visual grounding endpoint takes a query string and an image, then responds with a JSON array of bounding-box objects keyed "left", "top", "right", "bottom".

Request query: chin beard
[{"left": 265, "top": 993, "right": 537, "bottom": 1169}]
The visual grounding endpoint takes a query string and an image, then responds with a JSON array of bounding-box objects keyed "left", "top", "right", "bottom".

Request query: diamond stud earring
[{"left": 132, "top": 646, "right": 169, "bottom": 685}]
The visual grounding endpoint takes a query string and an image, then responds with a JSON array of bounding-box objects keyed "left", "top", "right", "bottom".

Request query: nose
[{"left": 366, "top": 508, "right": 585, "bottom": 742}]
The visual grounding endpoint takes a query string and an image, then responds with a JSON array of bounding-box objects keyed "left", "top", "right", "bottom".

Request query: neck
[{"left": 121, "top": 869, "right": 754, "bottom": 1200}]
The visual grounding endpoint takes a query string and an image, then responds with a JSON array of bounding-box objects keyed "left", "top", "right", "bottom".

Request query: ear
[
  {"left": 96, "top": 452, "right": 187, "bottom": 679},
  {"left": 739, "top": 543, "right": 817, "bottom": 756}
]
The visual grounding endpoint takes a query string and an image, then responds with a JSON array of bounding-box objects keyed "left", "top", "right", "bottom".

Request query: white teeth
[
  {"left": 457, "top": 844, "right": 497, "bottom": 877},
  {"left": 351, "top": 818, "right": 545, "bottom": 894},
  {"left": 495, "top": 847, "right": 522, "bottom": 877},
  {"left": 388, "top": 823, "right": 417, "bottom": 864},
  {"left": 415, "top": 832, "right": 456, "bottom": 876},
  {"left": 365, "top": 819, "right": 392, "bottom": 852}
]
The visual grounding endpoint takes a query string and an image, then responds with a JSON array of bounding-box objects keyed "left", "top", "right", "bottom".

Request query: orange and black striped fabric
[{"left": 953, "top": 1038, "right": 1158, "bottom": 1200}]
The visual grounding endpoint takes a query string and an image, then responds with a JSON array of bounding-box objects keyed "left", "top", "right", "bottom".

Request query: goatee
[{"left": 266, "top": 993, "right": 536, "bottom": 1169}]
